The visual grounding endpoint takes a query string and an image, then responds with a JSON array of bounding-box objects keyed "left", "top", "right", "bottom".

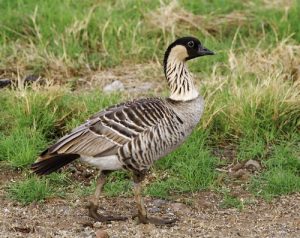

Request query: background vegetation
[{"left": 0, "top": 0, "right": 299, "bottom": 206}]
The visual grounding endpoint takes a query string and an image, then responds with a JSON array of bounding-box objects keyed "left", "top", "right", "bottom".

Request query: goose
[{"left": 31, "top": 36, "right": 214, "bottom": 225}]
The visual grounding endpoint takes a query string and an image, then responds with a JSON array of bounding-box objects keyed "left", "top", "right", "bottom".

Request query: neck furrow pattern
[{"left": 165, "top": 59, "right": 198, "bottom": 101}]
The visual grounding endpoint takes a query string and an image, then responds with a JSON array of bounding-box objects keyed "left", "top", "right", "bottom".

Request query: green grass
[
  {"left": 0, "top": 89, "right": 121, "bottom": 168},
  {"left": 7, "top": 173, "right": 71, "bottom": 205},
  {"left": 1, "top": 0, "right": 299, "bottom": 80},
  {"left": 103, "top": 171, "right": 132, "bottom": 197},
  {"left": 8, "top": 173, "right": 71, "bottom": 204},
  {"left": 250, "top": 140, "right": 300, "bottom": 199},
  {"left": 0, "top": 0, "right": 299, "bottom": 204},
  {"left": 8, "top": 176, "right": 52, "bottom": 204},
  {"left": 0, "top": 128, "right": 47, "bottom": 168},
  {"left": 219, "top": 190, "right": 244, "bottom": 210}
]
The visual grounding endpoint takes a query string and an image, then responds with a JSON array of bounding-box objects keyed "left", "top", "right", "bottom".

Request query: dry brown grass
[
  {"left": 145, "top": 0, "right": 250, "bottom": 37},
  {"left": 75, "top": 63, "right": 164, "bottom": 94},
  {"left": 260, "top": 0, "right": 294, "bottom": 9},
  {"left": 229, "top": 37, "right": 300, "bottom": 80},
  {"left": 0, "top": 41, "right": 80, "bottom": 85},
  {"left": 201, "top": 37, "right": 300, "bottom": 132}
]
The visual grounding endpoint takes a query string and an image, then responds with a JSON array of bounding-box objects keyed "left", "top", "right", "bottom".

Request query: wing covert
[{"left": 39, "top": 98, "right": 175, "bottom": 159}]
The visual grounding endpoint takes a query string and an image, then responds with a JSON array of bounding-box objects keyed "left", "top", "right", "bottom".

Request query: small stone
[
  {"left": 96, "top": 229, "right": 109, "bottom": 238},
  {"left": 103, "top": 80, "right": 124, "bottom": 92},
  {"left": 80, "top": 226, "right": 95, "bottom": 238},
  {"left": 244, "top": 159, "right": 261, "bottom": 172},
  {"left": 93, "top": 221, "right": 102, "bottom": 228}
]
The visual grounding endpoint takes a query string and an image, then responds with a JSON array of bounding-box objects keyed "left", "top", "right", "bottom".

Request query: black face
[{"left": 173, "top": 36, "right": 215, "bottom": 60}]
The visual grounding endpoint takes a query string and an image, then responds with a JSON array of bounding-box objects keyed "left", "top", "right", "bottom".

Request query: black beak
[{"left": 198, "top": 47, "right": 215, "bottom": 56}]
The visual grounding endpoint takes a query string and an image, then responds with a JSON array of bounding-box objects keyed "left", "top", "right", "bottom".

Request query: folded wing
[{"left": 32, "top": 98, "right": 174, "bottom": 174}]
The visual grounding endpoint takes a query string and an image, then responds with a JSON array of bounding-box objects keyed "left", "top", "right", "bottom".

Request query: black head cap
[{"left": 163, "top": 36, "right": 214, "bottom": 73}]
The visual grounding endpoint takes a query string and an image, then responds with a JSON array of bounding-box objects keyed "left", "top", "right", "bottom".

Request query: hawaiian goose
[{"left": 31, "top": 36, "right": 214, "bottom": 225}]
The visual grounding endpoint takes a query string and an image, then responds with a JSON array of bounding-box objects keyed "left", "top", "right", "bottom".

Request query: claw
[
  {"left": 93, "top": 214, "right": 127, "bottom": 222},
  {"left": 133, "top": 214, "right": 178, "bottom": 226},
  {"left": 88, "top": 203, "right": 127, "bottom": 222}
]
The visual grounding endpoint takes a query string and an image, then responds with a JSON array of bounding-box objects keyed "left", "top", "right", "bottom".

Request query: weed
[
  {"left": 74, "top": 171, "right": 132, "bottom": 198},
  {"left": 7, "top": 172, "right": 72, "bottom": 204},
  {"left": 250, "top": 141, "right": 300, "bottom": 199},
  {"left": 8, "top": 176, "right": 52, "bottom": 204},
  {"left": 104, "top": 179, "right": 132, "bottom": 197},
  {"left": 0, "top": 89, "right": 121, "bottom": 168},
  {"left": 1, "top": 0, "right": 299, "bottom": 83},
  {"left": 220, "top": 193, "right": 244, "bottom": 210},
  {"left": 146, "top": 178, "right": 177, "bottom": 198},
  {"left": 0, "top": 128, "right": 46, "bottom": 168}
]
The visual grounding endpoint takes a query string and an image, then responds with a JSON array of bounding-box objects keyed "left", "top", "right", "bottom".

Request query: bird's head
[{"left": 164, "top": 36, "right": 214, "bottom": 68}]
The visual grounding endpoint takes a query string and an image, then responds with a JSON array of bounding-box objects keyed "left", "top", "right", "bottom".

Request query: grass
[
  {"left": 0, "top": 88, "right": 121, "bottom": 167},
  {"left": 103, "top": 171, "right": 132, "bottom": 197},
  {"left": 250, "top": 140, "right": 300, "bottom": 199},
  {"left": 8, "top": 172, "right": 71, "bottom": 204},
  {"left": 219, "top": 190, "right": 244, "bottom": 210},
  {"left": 0, "top": 0, "right": 299, "bottom": 204},
  {"left": 1, "top": 0, "right": 299, "bottom": 81},
  {"left": 8, "top": 176, "right": 52, "bottom": 205},
  {"left": 0, "top": 128, "right": 47, "bottom": 168}
]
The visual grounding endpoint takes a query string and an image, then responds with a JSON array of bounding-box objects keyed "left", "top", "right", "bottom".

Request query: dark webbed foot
[
  {"left": 88, "top": 203, "right": 127, "bottom": 222},
  {"left": 132, "top": 174, "right": 178, "bottom": 226},
  {"left": 133, "top": 213, "right": 178, "bottom": 225}
]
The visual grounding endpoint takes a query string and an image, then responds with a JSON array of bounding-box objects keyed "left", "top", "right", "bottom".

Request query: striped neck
[{"left": 164, "top": 48, "right": 198, "bottom": 101}]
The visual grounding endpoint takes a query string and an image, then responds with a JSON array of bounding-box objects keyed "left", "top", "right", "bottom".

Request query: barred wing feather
[{"left": 38, "top": 98, "right": 174, "bottom": 161}]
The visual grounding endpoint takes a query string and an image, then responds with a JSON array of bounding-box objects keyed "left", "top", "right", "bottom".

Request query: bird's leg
[
  {"left": 87, "top": 171, "right": 127, "bottom": 222},
  {"left": 133, "top": 174, "right": 177, "bottom": 226}
]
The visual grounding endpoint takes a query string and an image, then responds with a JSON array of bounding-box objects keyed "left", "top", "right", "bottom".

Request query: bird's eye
[{"left": 187, "top": 41, "right": 194, "bottom": 48}]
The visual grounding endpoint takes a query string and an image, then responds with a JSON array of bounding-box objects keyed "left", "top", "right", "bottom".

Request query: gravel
[
  {"left": 0, "top": 192, "right": 299, "bottom": 238},
  {"left": 0, "top": 167, "right": 299, "bottom": 237}
]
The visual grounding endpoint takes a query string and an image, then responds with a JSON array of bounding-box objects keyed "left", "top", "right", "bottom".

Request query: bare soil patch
[{"left": 0, "top": 168, "right": 299, "bottom": 238}]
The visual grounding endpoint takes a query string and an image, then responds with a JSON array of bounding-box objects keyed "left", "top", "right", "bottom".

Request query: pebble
[
  {"left": 95, "top": 229, "right": 109, "bottom": 238},
  {"left": 80, "top": 227, "right": 96, "bottom": 238},
  {"left": 103, "top": 80, "right": 124, "bottom": 92},
  {"left": 244, "top": 159, "right": 261, "bottom": 172},
  {"left": 93, "top": 222, "right": 102, "bottom": 228}
]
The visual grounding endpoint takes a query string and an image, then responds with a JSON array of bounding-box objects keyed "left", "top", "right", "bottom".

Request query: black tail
[{"left": 31, "top": 153, "right": 80, "bottom": 175}]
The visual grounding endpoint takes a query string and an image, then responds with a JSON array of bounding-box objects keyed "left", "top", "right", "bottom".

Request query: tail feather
[{"left": 31, "top": 153, "right": 80, "bottom": 175}]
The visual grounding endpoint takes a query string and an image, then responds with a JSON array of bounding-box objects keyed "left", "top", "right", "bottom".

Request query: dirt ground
[{"left": 0, "top": 168, "right": 299, "bottom": 238}]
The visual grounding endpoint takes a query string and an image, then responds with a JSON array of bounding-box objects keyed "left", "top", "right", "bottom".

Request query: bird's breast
[{"left": 175, "top": 95, "right": 205, "bottom": 131}]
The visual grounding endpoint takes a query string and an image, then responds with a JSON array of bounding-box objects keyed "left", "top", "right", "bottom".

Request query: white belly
[{"left": 80, "top": 155, "right": 123, "bottom": 171}]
